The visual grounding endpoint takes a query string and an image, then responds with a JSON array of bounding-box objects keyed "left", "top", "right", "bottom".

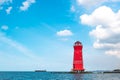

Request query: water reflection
[{"left": 72, "top": 74, "right": 84, "bottom": 80}]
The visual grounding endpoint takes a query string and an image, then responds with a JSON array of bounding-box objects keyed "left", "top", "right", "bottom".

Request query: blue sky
[{"left": 0, "top": 0, "right": 120, "bottom": 71}]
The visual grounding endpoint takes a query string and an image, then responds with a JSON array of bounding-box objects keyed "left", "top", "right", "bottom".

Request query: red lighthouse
[{"left": 72, "top": 41, "right": 84, "bottom": 72}]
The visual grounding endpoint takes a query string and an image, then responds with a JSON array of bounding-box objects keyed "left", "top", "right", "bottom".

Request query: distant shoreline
[
  {"left": 0, "top": 71, "right": 120, "bottom": 74},
  {"left": 34, "top": 71, "right": 120, "bottom": 74}
]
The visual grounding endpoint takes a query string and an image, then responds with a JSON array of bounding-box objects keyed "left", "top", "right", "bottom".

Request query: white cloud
[
  {"left": 80, "top": 6, "right": 120, "bottom": 57},
  {"left": 1, "top": 25, "right": 8, "bottom": 30},
  {"left": 76, "top": 0, "right": 120, "bottom": 7},
  {"left": 77, "top": 0, "right": 107, "bottom": 7},
  {"left": 0, "top": 0, "right": 12, "bottom": 6},
  {"left": 0, "top": 0, "right": 12, "bottom": 13},
  {"left": 106, "top": 50, "right": 120, "bottom": 57},
  {"left": 57, "top": 29, "right": 73, "bottom": 36},
  {"left": 80, "top": 6, "right": 115, "bottom": 26},
  {"left": 0, "top": 32, "right": 38, "bottom": 59},
  {"left": 60, "top": 38, "right": 68, "bottom": 41},
  {"left": 70, "top": 5, "right": 75, "bottom": 12},
  {"left": 6, "top": 6, "right": 12, "bottom": 14},
  {"left": 20, "top": 0, "right": 35, "bottom": 11},
  {"left": 0, "top": 0, "right": 12, "bottom": 4}
]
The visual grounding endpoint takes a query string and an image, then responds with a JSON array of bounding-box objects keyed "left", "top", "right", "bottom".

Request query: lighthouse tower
[{"left": 72, "top": 41, "right": 84, "bottom": 72}]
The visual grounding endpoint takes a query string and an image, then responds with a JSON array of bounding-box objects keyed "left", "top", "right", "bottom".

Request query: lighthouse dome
[{"left": 74, "top": 41, "right": 82, "bottom": 46}]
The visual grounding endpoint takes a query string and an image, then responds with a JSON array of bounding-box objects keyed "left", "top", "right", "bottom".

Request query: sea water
[{"left": 0, "top": 72, "right": 120, "bottom": 80}]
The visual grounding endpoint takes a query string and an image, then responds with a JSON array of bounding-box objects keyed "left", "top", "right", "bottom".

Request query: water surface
[{"left": 0, "top": 72, "right": 120, "bottom": 80}]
